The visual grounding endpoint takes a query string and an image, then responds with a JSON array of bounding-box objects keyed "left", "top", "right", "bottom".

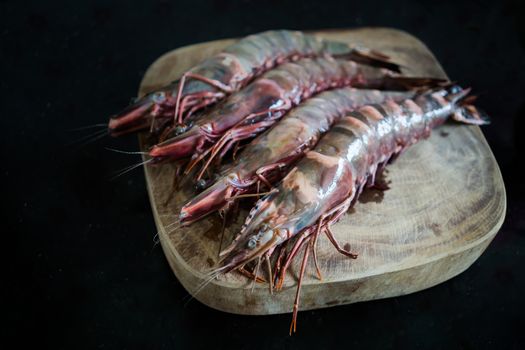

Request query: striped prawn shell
[
  {"left": 219, "top": 86, "right": 474, "bottom": 270},
  {"left": 108, "top": 30, "right": 355, "bottom": 136},
  {"left": 179, "top": 89, "right": 414, "bottom": 225},
  {"left": 191, "top": 30, "right": 352, "bottom": 92},
  {"left": 149, "top": 56, "right": 395, "bottom": 161}
]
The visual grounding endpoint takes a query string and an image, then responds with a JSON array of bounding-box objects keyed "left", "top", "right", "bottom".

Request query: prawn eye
[
  {"left": 174, "top": 124, "right": 188, "bottom": 135},
  {"left": 152, "top": 91, "right": 166, "bottom": 103},
  {"left": 247, "top": 238, "right": 257, "bottom": 249},
  {"left": 449, "top": 85, "right": 462, "bottom": 94},
  {"left": 195, "top": 179, "right": 207, "bottom": 191}
]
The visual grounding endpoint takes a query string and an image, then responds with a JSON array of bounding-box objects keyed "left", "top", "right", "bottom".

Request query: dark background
[{"left": 3, "top": 0, "right": 525, "bottom": 348}]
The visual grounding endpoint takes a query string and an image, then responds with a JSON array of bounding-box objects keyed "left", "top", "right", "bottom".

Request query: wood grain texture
[{"left": 138, "top": 28, "right": 506, "bottom": 315}]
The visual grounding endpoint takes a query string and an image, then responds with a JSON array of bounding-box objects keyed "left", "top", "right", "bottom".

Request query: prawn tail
[
  {"left": 380, "top": 76, "right": 448, "bottom": 91},
  {"left": 451, "top": 89, "right": 490, "bottom": 125},
  {"left": 342, "top": 49, "right": 402, "bottom": 73}
]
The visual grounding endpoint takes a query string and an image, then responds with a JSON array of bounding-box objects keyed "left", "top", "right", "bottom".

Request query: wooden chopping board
[{"left": 138, "top": 28, "right": 506, "bottom": 315}]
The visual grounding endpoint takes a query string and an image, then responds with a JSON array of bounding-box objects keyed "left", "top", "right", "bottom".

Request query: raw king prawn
[
  {"left": 179, "top": 88, "right": 416, "bottom": 226},
  {"left": 147, "top": 56, "right": 399, "bottom": 164},
  {"left": 148, "top": 56, "right": 435, "bottom": 173},
  {"left": 213, "top": 85, "right": 488, "bottom": 333},
  {"left": 108, "top": 30, "right": 398, "bottom": 137}
]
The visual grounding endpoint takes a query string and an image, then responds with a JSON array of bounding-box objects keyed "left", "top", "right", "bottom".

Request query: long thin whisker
[
  {"left": 165, "top": 220, "right": 181, "bottom": 230},
  {"left": 68, "top": 123, "right": 108, "bottom": 131},
  {"left": 205, "top": 263, "right": 232, "bottom": 276},
  {"left": 182, "top": 275, "right": 217, "bottom": 306},
  {"left": 182, "top": 265, "right": 230, "bottom": 306},
  {"left": 164, "top": 222, "right": 183, "bottom": 236},
  {"left": 152, "top": 232, "right": 160, "bottom": 246},
  {"left": 251, "top": 256, "right": 261, "bottom": 293},
  {"left": 105, "top": 147, "right": 149, "bottom": 155},
  {"left": 110, "top": 158, "right": 153, "bottom": 180},
  {"left": 75, "top": 130, "right": 109, "bottom": 147},
  {"left": 68, "top": 128, "right": 108, "bottom": 146},
  {"left": 152, "top": 225, "right": 183, "bottom": 252},
  {"left": 266, "top": 255, "right": 273, "bottom": 295},
  {"left": 150, "top": 221, "right": 183, "bottom": 251},
  {"left": 226, "top": 191, "right": 273, "bottom": 201},
  {"left": 74, "top": 127, "right": 107, "bottom": 140},
  {"left": 218, "top": 210, "right": 228, "bottom": 258}
]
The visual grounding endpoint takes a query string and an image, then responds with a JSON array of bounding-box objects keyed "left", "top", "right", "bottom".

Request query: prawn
[
  {"left": 148, "top": 57, "right": 426, "bottom": 167},
  {"left": 108, "top": 30, "right": 397, "bottom": 136},
  {"left": 179, "top": 88, "right": 416, "bottom": 225},
  {"left": 212, "top": 85, "right": 488, "bottom": 334}
]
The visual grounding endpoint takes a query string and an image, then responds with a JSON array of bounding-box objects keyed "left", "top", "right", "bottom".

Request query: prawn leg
[
  {"left": 273, "top": 242, "right": 288, "bottom": 286},
  {"left": 265, "top": 253, "right": 274, "bottom": 295},
  {"left": 290, "top": 237, "right": 311, "bottom": 335},
  {"left": 195, "top": 106, "right": 290, "bottom": 181},
  {"left": 276, "top": 231, "right": 310, "bottom": 290},
  {"left": 238, "top": 265, "right": 266, "bottom": 283},
  {"left": 310, "top": 220, "right": 323, "bottom": 281},
  {"left": 174, "top": 72, "right": 234, "bottom": 124},
  {"left": 321, "top": 199, "right": 359, "bottom": 259}
]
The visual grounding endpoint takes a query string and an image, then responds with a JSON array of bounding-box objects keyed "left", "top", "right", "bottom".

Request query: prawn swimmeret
[
  {"left": 108, "top": 30, "right": 398, "bottom": 136},
  {"left": 208, "top": 85, "right": 487, "bottom": 334}
]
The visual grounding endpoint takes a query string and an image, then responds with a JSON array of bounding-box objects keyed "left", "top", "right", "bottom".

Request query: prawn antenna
[
  {"left": 109, "top": 158, "right": 153, "bottom": 180},
  {"left": 68, "top": 123, "right": 108, "bottom": 131},
  {"left": 68, "top": 128, "right": 108, "bottom": 147},
  {"left": 182, "top": 265, "right": 230, "bottom": 306},
  {"left": 105, "top": 147, "right": 149, "bottom": 155}
]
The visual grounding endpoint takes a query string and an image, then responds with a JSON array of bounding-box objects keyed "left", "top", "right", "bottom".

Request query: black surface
[{"left": 4, "top": 0, "right": 525, "bottom": 348}]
